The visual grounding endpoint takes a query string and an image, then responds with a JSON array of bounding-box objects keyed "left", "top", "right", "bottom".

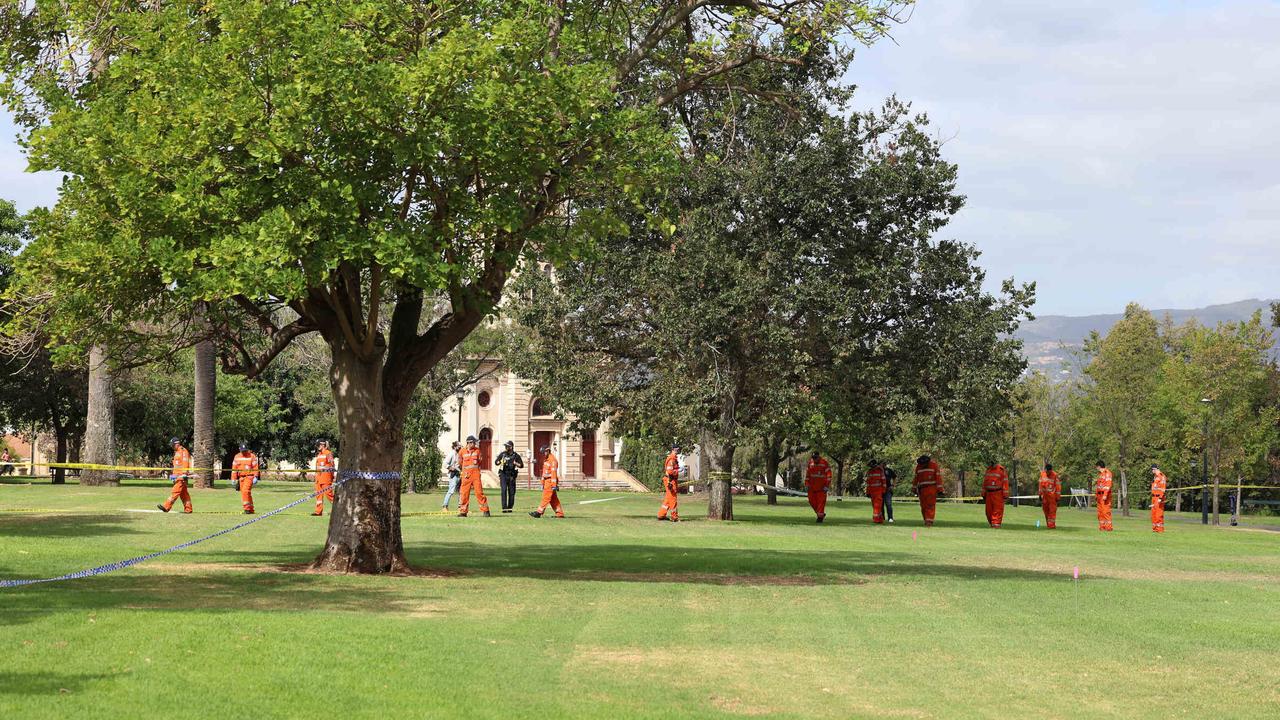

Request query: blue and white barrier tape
[{"left": 0, "top": 469, "right": 399, "bottom": 589}]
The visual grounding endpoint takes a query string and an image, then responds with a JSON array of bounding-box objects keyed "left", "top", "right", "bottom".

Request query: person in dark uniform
[
  {"left": 494, "top": 440, "right": 524, "bottom": 513},
  {"left": 883, "top": 465, "right": 897, "bottom": 523}
]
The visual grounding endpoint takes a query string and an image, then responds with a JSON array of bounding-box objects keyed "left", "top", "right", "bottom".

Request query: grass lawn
[{"left": 2, "top": 479, "right": 1277, "bottom": 719}]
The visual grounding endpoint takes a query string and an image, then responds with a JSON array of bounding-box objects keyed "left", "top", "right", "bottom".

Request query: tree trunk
[
  {"left": 704, "top": 429, "right": 735, "bottom": 520},
  {"left": 52, "top": 427, "right": 67, "bottom": 485},
  {"left": 193, "top": 331, "right": 217, "bottom": 489},
  {"left": 957, "top": 468, "right": 966, "bottom": 500},
  {"left": 835, "top": 458, "right": 846, "bottom": 498},
  {"left": 311, "top": 347, "right": 410, "bottom": 574},
  {"left": 1211, "top": 447, "right": 1221, "bottom": 526},
  {"left": 764, "top": 434, "right": 780, "bottom": 505},
  {"left": 81, "top": 345, "right": 118, "bottom": 486},
  {"left": 1119, "top": 468, "right": 1130, "bottom": 517}
]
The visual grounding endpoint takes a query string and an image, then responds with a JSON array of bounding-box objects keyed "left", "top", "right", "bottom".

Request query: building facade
[{"left": 437, "top": 360, "right": 645, "bottom": 491}]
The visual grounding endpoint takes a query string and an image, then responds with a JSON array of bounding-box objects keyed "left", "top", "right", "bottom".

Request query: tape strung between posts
[{"left": 0, "top": 470, "right": 399, "bottom": 590}]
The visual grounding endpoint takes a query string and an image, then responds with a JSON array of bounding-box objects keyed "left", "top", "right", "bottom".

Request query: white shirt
[{"left": 445, "top": 450, "right": 460, "bottom": 473}]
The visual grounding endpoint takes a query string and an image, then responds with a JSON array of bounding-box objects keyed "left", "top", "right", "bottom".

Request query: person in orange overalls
[
  {"left": 231, "top": 443, "right": 260, "bottom": 514},
  {"left": 865, "top": 460, "right": 888, "bottom": 524},
  {"left": 1094, "top": 460, "right": 1113, "bottom": 531},
  {"left": 657, "top": 443, "right": 681, "bottom": 522},
  {"left": 457, "top": 435, "right": 490, "bottom": 517},
  {"left": 529, "top": 445, "right": 564, "bottom": 518},
  {"left": 1038, "top": 463, "right": 1061, "bottom": 529},
  {"left": 1150, "top": 464, "right": 1167, "bottom": 533},
  {"left": 312, "top": 440, "right": 336, "bottom": 516},
  {"left": 981, "top": 461, "right": 1009, "bottom": 528},
  {"left": 912, "top": 455, "right": 943, "bottom": 526},
  {"left": 157, "top": 437, "right": 193, "bottom": 513},
  {"left": 805, "top": 451, "right": 832, "bottom": 523}
]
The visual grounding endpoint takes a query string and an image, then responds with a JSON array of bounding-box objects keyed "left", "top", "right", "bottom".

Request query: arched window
[
  {"left": 531, "top": 398, "right": 550, "bottom": 417},
  {"left": 477, "top": 390, "right": 491, "bottom": 408}
]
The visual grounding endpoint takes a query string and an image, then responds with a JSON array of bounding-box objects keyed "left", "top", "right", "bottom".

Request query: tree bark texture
[
  {"left": 193, "top": 333, "right": 217, "bottom": 488},
  {"left": 311, "top": 346, "right": 410, "bottom": 574},
  {"left": 704, "top": 430, "right": 735, "bottom": 520},
  {"left": 81, "top": 344, "right": 118, "bottom": 486}
]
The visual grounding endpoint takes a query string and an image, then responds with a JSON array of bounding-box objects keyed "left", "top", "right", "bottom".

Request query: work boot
[
  {"left": 311, "top": 511, "right": 323, "bottom": 517},
  {"left": 157, "top": 504, "right": 169, "bottom": 513},
  {"left": 656, "top": 516, "right": 668, "bottom": 521},
  {"left": 483, "top": 511, "right": 491, "bottom": 517},
  {"left": 670, "top": 517, "right": 679, "bottom": 523},
  {"left": 457, "top": 512, "right": 468, "bottom": 518},
  {"left": 528, "top": 511, "right": 542, "bottom": 518},
  {"left": 244, "top": 510, "right": 254, "bottom": 515},
  {"left": 816, "top": 513, "right": 825, "bottom": 524}
]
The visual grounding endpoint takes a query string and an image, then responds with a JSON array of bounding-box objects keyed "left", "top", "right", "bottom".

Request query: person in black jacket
[{"left": 495, "top": 441, "right": 525, "bottom": 513}]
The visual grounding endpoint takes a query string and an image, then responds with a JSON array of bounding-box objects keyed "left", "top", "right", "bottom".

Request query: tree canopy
[{"left": 1, "top": 0, "right": 913, "bottom": 571}]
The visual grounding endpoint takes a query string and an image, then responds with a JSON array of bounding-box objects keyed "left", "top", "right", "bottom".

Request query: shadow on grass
[
  {"left": 0, "top": 570, "right": 445, "bottom": 628},
  {"left": 0, "top": 671, "right": 121, "bottom": 696},
  {"left": 0, "top": 513, "right": 138, "bottom": 539},
  {"left": 393, "top": 541, "right": 1079, "bottom": 586},
  {"left": 704, "top": 508, "right": 1089, "bottom": 533}
]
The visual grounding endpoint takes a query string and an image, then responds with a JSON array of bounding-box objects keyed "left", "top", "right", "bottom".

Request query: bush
[{"left": 619, "top": 435, "right": 668, "bottom": 491}]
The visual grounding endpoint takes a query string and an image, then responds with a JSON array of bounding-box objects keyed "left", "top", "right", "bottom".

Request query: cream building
[{"left": 437, "top": 359, "right": 646, "bottom": 491}]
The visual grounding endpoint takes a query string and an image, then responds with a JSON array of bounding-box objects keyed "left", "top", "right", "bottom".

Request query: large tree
[
  {"left": 0, "top": 199, "right": 88, "bottom": 483},
  {"left": 1, "top": 0, "right": 910, "bottom": 570},
  {"left": 505, "top": 89, "right": 1033, "bottom": 519},
  {"left": 1081, "top": 304, "right": 1164, "bottom": 515}
]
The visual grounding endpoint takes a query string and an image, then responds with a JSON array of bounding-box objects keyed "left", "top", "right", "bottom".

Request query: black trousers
[{"left": 500, "top": 473, "right": 517, "bottom": 510}]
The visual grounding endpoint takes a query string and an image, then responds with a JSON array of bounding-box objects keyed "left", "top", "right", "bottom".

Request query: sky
[{"left": 2, "top": 0, "right": 1278, "bottom": 316}]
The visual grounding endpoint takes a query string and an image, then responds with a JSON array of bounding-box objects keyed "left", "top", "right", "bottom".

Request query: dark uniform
[{"left": 495, "top": 445, "right": 525, "bottom": 513}]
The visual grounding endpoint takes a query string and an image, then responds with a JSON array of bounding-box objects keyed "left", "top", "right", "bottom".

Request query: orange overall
[
  {"left": 536, "top": 452, "right": 564, "bottom": 517},
  {"left": 982, "top": 465, "right": 1009, "bottom": 528},
  {"left": 161, "top": 445, "right": 194, "bottom": 513},
  {"left": 1151, "top": 470, "right": 1167, "bottom": 533},
  {"left": 458, "top": 445, "right": 489, "bottom": 516},
  {"left": 806, "top": 457, "right": 832, "bottom": 519},
  {"left": 913, "top": 460, "right": 943, "bottom": 526},
  {"left": 866, "top": 466, "right": 888, "bottom": 524},
  {"left": 1039, "top": 470, "right": 1061, "bottom": 528},
  {"left": 313, "top": 448, "right": 336, "bottom": 515},
  {"left": 657, "top": 451, "right": 680, "bottom": 521},
  {"left": 1095, "top": 469, "right": 1113, "bottom": 531},
  {"left": 231, "top": 450, "right": 260, "bottom": 513}
]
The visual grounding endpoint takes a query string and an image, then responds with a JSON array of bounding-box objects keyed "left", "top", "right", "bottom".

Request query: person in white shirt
[{"left": 442, "top": 441, "right": 461, "bottom": 511}]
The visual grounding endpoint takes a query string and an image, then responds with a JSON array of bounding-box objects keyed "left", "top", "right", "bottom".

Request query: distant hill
[{"left": 1016, "top": 299, "right": 1278, "bottom": 374}]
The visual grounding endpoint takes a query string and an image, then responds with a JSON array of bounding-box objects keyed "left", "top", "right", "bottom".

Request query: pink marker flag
[
  {"left": 1073, "top": 566, "right": 1080, "bottom": 580},
  {"left": 912, "top": 531, "right": 918, "bottom": 541}
]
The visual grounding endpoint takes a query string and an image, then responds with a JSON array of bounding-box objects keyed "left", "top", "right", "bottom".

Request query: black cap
[
  {"left": 169, "top": 437, "right": 180, "bottom": 446},
  {"left": 466, "top": 435, "right": 477, "bottom": 443},
  {"left": 238, "top": 443, "right": 248, "bottom": 452},
  {"left": 1096, "top": 460, "right": 1106, "bottom": 468},
  {"left": 504, "top": 440, "right": 514, "bottom": 448},
  {"left": 1045, "top": 463, "right": 1054, "bottom": 472},
  {"left": 917, "top": 455, "right": 930, "bottom": 465}
]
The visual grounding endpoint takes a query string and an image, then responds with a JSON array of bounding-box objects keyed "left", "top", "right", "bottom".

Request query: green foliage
[
  {"left": 506, "top": 82, "right": 1033, "bottom": 489},
  {"left": 617, "top": 435, "right": 668, "bottom": 491},
  {"left": 115, "top": 353, "right": 285, "bottom": 462},
  {"left": 402, "top": 389, "right": 446, "bottom": 493},
  {"left": 0, "top": 199, "right": 86, "bottom": 476}
]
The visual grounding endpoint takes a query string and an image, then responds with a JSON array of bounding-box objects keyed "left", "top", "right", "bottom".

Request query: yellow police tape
[
  {"left": 21, "top": 462, "right": 316, "bottom": 474},
  {"left": 1163, "top": 485, "right": 1278, "bottom": 493}
]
